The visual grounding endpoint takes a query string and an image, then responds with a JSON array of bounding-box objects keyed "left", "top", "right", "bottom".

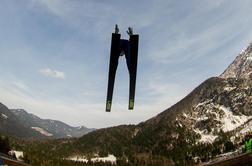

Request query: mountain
[
  {"left": 0, "top": 104, "right": 94, "bottom": 139},
  {"left": 14, "top": 42, "right": 252, "bottom": 165},
  {"left": 0, "top": 103, "right": 45, "bottom": 139},
  {"left": 10, "top": 109, "right": 94, "bottom": 138},
  {"left": 220, "top": 42, "right": 252, "bottom": 79}
]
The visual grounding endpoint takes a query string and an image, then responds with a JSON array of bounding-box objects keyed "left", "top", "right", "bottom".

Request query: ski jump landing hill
[{"left": 203, "top": 152, "right": 252, "bottom": 166}]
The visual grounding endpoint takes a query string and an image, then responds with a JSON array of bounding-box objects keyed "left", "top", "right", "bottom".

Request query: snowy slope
[{"left": 31, "top": 127, "right": 53, "bottom": 137}]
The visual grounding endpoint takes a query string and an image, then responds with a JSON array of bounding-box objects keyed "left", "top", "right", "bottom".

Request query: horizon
[{"left": 1, "top": 0, "right": 252, "bottom": 128}]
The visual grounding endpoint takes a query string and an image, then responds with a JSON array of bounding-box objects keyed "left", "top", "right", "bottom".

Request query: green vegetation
[
  {"left": 0, "top": 134, "right": 11, "bottom": 154},
  {"left": 14, "top": 123, "right": 237, "bottom": 166}
]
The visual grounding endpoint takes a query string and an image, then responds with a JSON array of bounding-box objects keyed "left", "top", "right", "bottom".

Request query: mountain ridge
[
  {"left": 220, "top": 42, "right": 252, "bottom": 79},
  {"left": 0, "top": 104, "right": 94, "bottom": 139},
  {"left": 10, "top": 109, "right": 94, "bottom": 138}
]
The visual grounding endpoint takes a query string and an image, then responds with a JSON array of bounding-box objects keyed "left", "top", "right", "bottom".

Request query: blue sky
[{"left": 1, "top": 0, "right": 252, "bottom": 128}]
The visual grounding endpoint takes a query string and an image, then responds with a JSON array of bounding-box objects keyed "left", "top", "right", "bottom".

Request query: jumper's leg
[
  {"left": 128, "top": 35, "right": 139, "bottom": 110},
  {"left": 106, "top": 33, "right": 121, "bottom": 112}
]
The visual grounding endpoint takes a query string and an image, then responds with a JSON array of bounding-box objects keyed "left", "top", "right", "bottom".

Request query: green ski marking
[
  {"left": 106, "top": 101, "right": 112, "bottom": 111},
  {"left": 129, "top": 99, "right": 134, "bottom": 110}
]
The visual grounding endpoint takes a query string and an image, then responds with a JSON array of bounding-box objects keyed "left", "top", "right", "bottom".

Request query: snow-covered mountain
[
  {"left": 0, "top": 103, "right": 44, "bottom": 138},
  {"left": 174, "top": 77, "right": 252, "bottom": 144},
  {"left": 166, "top": 42, "right": 252, "bottom": 144},
  {"left": 0, "top": 104, "right": 94, "bottom": 139},
  {"left": 10, "top": 109, "right": 94, "bottom": 138},
  {"left": 220, "top": 42, "right": 252, "bottom": 79}
]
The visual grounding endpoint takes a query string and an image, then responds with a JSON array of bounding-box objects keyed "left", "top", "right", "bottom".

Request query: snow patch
[
  {"left": 195, "top": 99, "right": 212, "bottom": 109},
  {"left": 247, "top": 56, "right": 252, "bottom": 61},
  {"left": 31, "top": 127, "right": 53, "bottom": 136},
  {"left": 197, "top": 116, "right": 209, "bottom": 121},
  {"left": 8, "top": 150, "right": 23, "bottom": 161},
  {"left": 219, "top": 106, "right": 249, "bottom": 132},
  {"left": 132, "top": 128, "right": 140, "bottom": 138},
  {"left": 182, "top": 113, "right": 188, "bottom": 118},
  {"left": 66, "top": 156, "right": 88, "bottom": 162},
  {"left": 66, "top": 154, "right": 117, "bottom": 164},
  {"left": 224, "top": 86, "right": 236, "bottom": 92},
  {"left": 91, "top": 154, "right": 117, "bottom": 163},
  {"left": 240, "top": 48, "right": 246, "bottom": 54},
  {"left": 13, "top": 150, "right": 23, "bottom": 161},
  {"left": 1, "top": 113, "right": 8, "bottom": 119},
  {"left": 194, "top": 129, "right": 218, "bottom": 143},
  {"left": 240, "top": 120, "right": 252, "bottom": 134},
  {"left": 245, "top": 71, "right": 252, "bottom": 76},
  {"left": 230, "top": 136, "right": 236, "bottom": 143}
]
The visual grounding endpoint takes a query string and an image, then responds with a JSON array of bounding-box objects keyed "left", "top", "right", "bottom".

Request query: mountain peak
[{"left": 220, "top": 42, "right": 252, "bottom": 79}]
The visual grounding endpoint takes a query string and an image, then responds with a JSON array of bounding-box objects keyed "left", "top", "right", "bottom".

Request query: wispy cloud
[
  {"left": 146, "top": 1, "right": 251, "bottom": 65},
  {"left": 39, "top": 68, "right": 65, "bottom": 79},
  {"left": 11, "top": 81, "right": 31, "bottom": 94}
]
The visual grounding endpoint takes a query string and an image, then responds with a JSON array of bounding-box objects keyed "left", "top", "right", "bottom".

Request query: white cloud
[{"left": 39, "top": 68, "right": 65, "bottom": 79}]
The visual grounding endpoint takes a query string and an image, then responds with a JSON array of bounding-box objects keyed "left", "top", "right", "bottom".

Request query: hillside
[
  {"left": 10, "top": 109, "right": 94, "bottom": 138},
  {"left": 0, "top": 103, "right": 45, "bottom": 139}
]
